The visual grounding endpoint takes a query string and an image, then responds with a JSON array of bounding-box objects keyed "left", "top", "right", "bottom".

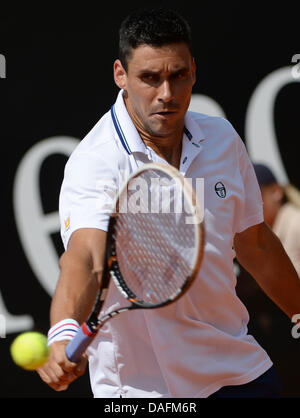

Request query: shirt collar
[
  {"left": 111, "top": 90, "right": 147, "bottom": 155},
  {"left": 184, "top": 111, "right": 206, "bottom": 143},
  {"left": 179, "top": 112, "right": 205, "bottom": 174}
]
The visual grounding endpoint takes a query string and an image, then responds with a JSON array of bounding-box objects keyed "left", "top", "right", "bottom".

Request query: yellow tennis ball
[{"left": 10, "top": 331, "right": 49, "bottom": 371}]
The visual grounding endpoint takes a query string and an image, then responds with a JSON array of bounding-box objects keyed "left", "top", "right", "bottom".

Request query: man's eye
[
  {"left": 173, "top": 72, "right": 187, "bottom": 80},
  {"left": 141, "top": 74, "right": 159, "bottom": 83}
]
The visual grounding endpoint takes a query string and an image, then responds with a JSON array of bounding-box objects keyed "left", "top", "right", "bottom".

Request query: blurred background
[{"left": 1, "top": 1, "right": 299, "bottom": 397}]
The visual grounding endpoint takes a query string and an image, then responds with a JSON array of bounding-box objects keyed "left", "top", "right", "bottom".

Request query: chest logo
[{"left": 215, "top": 182, "right": 226, "bottom": 198}]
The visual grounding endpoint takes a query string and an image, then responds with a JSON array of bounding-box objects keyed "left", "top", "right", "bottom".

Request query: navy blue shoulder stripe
[
  {"left": 110, "top": 105, "right": 132, "bottom": 155},
  {"left": 184, "top": 126, "right": 193, "bottom": 141}
]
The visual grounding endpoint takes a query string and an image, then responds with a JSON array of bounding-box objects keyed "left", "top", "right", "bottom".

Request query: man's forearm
[
  {"left": 50, "top": 250, "right": 101, "bottom": 326},
  {"left": 235, "top": 222, "right": 300, "bottom": 319}
]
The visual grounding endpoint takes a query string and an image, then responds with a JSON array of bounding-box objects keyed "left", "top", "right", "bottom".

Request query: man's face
[{"left": 114, "top": 42, "right": 196, "bottom": 138}]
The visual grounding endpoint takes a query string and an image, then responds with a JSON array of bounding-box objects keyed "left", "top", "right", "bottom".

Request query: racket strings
[
  {"left": 116, "top": 213, "right": 196, "bottom": 304},
  {"left": 114, "top": 168, "right": 198, "bottom": 305}
]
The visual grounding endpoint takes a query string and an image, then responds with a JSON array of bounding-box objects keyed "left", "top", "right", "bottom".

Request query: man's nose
[{"left": 158, "top": 80, "right": 174, "bottom": 103}]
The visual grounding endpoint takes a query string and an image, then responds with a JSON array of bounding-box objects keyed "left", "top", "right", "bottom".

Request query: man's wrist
[{"left": 47, "top": 318, "right": 80, "bottom": 346}]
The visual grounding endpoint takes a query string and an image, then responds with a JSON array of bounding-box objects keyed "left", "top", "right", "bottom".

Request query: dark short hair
[{"left": 118, "top": 8, "right": 193, "bottom": 71}]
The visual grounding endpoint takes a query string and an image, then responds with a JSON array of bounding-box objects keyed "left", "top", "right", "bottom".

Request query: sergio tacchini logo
[{"left": 215, "top": 182, "right": 226, "bottom": 198}]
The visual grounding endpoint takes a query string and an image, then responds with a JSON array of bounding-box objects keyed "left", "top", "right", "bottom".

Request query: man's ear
[{"left": 114, "top": 59, "right": 127, "bottom": 90}]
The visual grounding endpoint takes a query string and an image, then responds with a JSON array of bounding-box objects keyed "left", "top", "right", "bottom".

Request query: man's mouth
[
  {"left": 152, "top": 110, "right": 177, "bottom": 117},
  {"left": 157, "top": 111, "right": 175, "bottom": 114}
]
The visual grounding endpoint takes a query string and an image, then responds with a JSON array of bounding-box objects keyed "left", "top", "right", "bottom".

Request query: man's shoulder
[
  {"left": 64, "top": 110, "right": 123, "bottom": 176},
  {"left": 77, "top": 110, "right": 116, "bottom": 152},
  {"left": 68, "top": 110, "right": 121, "bottom": 162},
  {"left": 187, "top": 111, "right": 238, "bottom": 138}
]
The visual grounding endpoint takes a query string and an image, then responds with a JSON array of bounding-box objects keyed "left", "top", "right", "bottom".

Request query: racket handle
[{"left": 65, "top": 323, "right": 96, "bottom": 363}]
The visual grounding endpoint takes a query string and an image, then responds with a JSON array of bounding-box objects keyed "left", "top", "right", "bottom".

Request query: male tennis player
[{"left": 37, "top": 8, "right": 300, "bottom": 397}]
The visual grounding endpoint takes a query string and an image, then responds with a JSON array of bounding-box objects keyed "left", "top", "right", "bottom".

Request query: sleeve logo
[{"left": 215, "top": 182, "right": 226, "bottom": 198}]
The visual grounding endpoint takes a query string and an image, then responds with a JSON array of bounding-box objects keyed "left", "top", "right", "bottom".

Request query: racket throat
[{"left": 81, "top": 321, "right": 98, "bottom": 337}]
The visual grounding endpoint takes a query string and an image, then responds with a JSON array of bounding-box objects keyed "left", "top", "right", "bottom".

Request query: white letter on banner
[
  {"left": 13, "top": 136, "right": 79, "bottom": 296},
  {"left": 0, "top": 292, "right": 33, "bottom": 335},
  {"left": 189, "top": 94, "right": 226, "bottom": 117},
  {"left": 245, "top": 67, "right": 300, "bottom": 185}
]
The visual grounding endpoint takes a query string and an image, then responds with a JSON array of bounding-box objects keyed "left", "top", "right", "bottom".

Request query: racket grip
[{"left": 65, "top": 323, "right": 96, "bottom": 363}]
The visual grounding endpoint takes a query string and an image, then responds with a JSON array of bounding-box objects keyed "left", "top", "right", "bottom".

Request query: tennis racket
[{"left": 66, "top": 162, "right": 205, "bottom": 362}]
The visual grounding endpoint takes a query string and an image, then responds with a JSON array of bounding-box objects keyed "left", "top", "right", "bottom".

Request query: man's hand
[{"left": 36, "top": 340, "right": 88, "bottom": 391}]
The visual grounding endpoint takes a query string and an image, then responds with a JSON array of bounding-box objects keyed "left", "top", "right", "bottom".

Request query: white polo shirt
[{"left": 59, "top": 90, "right": 272, "bottom": 398}]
